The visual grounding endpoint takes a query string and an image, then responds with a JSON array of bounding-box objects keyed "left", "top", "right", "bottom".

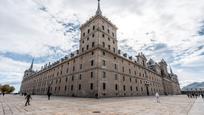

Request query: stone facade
[{"left": 20, "top": 0, "right": 181, "bottom": 98}]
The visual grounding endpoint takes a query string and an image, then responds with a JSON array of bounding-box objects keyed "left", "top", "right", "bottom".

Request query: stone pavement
[
  {"left": 188, "top": 96, "right": 204, "bottom": 115},
  {"left": 0, "top": 94, "right": 202, "bottom": 115}
]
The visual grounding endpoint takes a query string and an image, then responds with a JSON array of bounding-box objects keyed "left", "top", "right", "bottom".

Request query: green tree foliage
[{"left": 0, "top": 84, "right": 15, "bottom": 93}]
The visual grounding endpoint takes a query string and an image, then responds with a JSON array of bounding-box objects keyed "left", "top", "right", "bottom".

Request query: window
[
  {"left": 102, "top": 42, "right": 105, "bottom": 47},
  {"left": 103, "top": 83, "right": 106, "bottom": 90},
  {"left": 88, "top": 29, "right": 90, "bottom": 33},
  {"left": 91, "top": 60, "right": 94, "bottom": 66},
  {"left": 103, "top": 71, "right": 106, "bottom": 78},
  {"left": 102, "top": 60, "right": 106, "bottom": 66},
  {"left": 122, "top": 67, "right": 124, "bottom": 72},
  {"left": 92, "top": 51, "right": 94, "bottom": 55},
  {"left": 115, "top": 84, "right": 118, "bottom": 90},
  {"left": 130, "top": 78, "right": 132, "bottom": 82},
  {"left": 92, "top": 34, "right": 95, "bottom": 38},
  {"left": 123, "top": 85, "right": 126, "bottom": 91},
  {"left": 66, "top": 77, "right": 68, "bottom": 82},
  {"left": 92, "top": 42, "right": 95, "bottom": 47},
  {"left": 86, "top": 45, "right": 89, "bottom": 50},
  {"left": 123, "top": 76, "right": 125, "bottom": 81},
  {"left": 80, "top": 64, "right": 82, "bottom": 69},
  {"left": 71, "top": 85, "right": 73, "bottom": 91},
  {"left": 91, "top": 72, "right": 93, "bottom": 78},
  {"left": 93, "top": 25, "right": 95, "bottom": 30},
  {"left": 130, "top": 86, "right": 132, "bottom": 91},
  {"left": 79, "top": 74, "right": 82, "bottom": 80},
  {"left": 102, "top": 34, "right": 105, "bottom": 38},
  {"left": 79, "top": 84, "right": 81, "bottom": 90},
  {"left": 103, "top": 51, "right": 105, "bottom": 55},
  {"left": 108, "top": 45, "right": 110, "bottom": 50},
  {"left": 129, "top": 69, "right": 131, "bottom": 74},
  {"left": 108, "top": 37, "right": 110, "bottom": 41},
  {"left": 113, "top": 41, "right": 115, "bottom": 44},
  {"left": 72, "top": 76, "right": 74, "bottom": 81},
  {"left": 83, "top": 33, "right": 85, "bottom": 37},
  {"left": 102, "top": 25, "right": 104, "bottom": 30},
  {"left": 65, "top": 86, "right": 67, "bottom": 91},
  {"left": 107, "top": 29, "right": 110, "bottom": 33},
  {"left": 90, "top": 83, "right": 93, "bottom": 90},
  {"left": 87, "top": 37, "right": 89, "bottom": 41},
  {"left": 112, "top": 32, "right": 115, "bottom": 37},
  {"left": 114, "top": 64, "right": 117, "bottom": 70},
  {"left": 113, "top": 48, "right": 115, "bottom": 53},
  {"left": 82, "top": 48, "right": 84, "bottom": 52},
  {"left": 136, "top": 87, "right": 138, "bottom": 91}
]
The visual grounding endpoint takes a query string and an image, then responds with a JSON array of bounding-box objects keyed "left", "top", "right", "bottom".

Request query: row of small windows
[
  {"left": 82, "top": 25, "right": 115, "bottom": 37},
  {"left": 51, "top": 84, "right": 147, "bottom": 93},
  {"left": 81, "top": 42, "right": 95, "bottom": 52},
  {"left": 102, "top": 42, "right": 116, "bottom": 53},
  {"left": 82, "top": 33, "right": 115, "bottom": 45}
]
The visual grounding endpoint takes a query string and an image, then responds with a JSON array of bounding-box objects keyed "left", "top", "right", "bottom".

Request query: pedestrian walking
[
  {"left": 25, "top": 94, "right": 32, "bottom": 106},
  {"left": 155, "top": 92, "right": 160, "bottom": 103},
  {"left": 47, "top": 92, "right": 52, "bottom": 100}
]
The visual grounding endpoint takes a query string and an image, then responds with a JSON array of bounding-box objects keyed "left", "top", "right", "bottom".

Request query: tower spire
[
  {"left": 96, "top": 0, "right": 102, "bottom": 15},
  {"left": 29, "top": 58, "right": 34, "bottom": 70},
  {"left": 170, "top": 66, "right": 173, "bottom": 74}
]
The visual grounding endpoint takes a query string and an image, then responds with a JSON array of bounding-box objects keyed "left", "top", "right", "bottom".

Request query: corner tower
[{"left": 80, "top": 0, "right": 118, "bottom": 54}]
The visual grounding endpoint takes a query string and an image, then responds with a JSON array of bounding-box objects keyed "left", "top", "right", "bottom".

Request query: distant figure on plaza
[
  {"left": 155, "top": 92, "right": 160, "bottom": 103},
  {"left": 47, "top": 92, "right": 52, "bottom": 100},
  {"left": 2, "top": 93, "right": 5, "bottom": 96},
  {"left": 25, "top": 94, "right": 32, "bottom": 106},
  {"left": 201, "top": 94, "right": 204, "bottom": 99}
]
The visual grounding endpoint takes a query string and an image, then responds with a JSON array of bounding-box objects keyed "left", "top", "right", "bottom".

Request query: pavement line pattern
[
  {"left": 188, "top": 96, "right": 204, "bottom": 115},
  {"left": 0, "top": 95, "right": 203, "bottom": 115}
]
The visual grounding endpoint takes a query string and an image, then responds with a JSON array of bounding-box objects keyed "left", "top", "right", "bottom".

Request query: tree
[{"left": 0, "top": 84, "right": 15, "bottom": 93}]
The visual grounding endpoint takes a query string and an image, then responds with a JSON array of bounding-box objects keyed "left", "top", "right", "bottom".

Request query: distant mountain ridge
[{"left": 182, "top": 82, "right": 204, "bottom": 91}]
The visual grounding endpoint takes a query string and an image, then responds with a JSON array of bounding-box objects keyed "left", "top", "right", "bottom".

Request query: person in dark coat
[
  {"left": 47, "top": 92, "right": 52, "bottom": 100},
  {"left": 25, "top": 94, "right": 32, "bottom": 106}
]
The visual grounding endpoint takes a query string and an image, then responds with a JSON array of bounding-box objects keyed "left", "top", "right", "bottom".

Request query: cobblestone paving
[{"left": 0, "top": 95, "right": 201, "bottom": 115}]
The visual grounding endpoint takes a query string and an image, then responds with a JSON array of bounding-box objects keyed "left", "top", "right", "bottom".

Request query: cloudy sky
[{"left": 0, "top": 0, "right": 204, "bottom": 92}]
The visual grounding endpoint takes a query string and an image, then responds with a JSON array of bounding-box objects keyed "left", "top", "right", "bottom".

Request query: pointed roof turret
[
  {"left": 96, "top": 0, "right": 102, "bottom": 15},
  {"left": 29, "top": 58, "right": 34, "bottom": 71},
  {"left": 170, "top": 66, "right": 173, "bottom": 74}
]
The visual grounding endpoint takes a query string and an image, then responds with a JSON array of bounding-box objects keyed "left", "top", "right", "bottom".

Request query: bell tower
[{"left": 79, "top": 0, "right": 118, "bottom": 54}]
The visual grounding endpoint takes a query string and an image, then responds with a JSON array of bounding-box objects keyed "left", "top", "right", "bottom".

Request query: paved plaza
[{"left": 0, "top": 95, "right": 203, "bottom": 115}]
